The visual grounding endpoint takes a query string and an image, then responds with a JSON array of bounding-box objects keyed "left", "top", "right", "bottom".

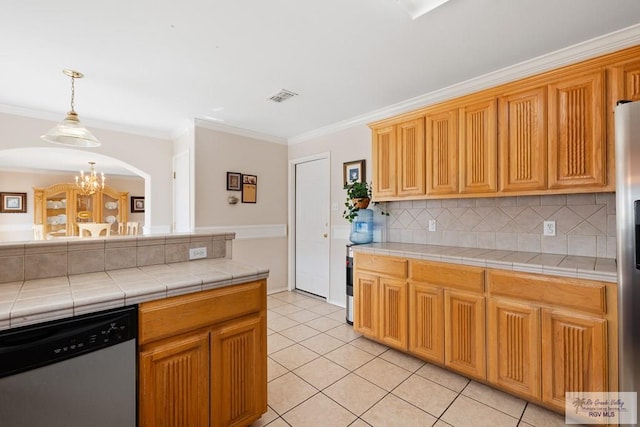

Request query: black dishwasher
[{"left": 0, "top": 305, "right": 137, "bottom": 427}]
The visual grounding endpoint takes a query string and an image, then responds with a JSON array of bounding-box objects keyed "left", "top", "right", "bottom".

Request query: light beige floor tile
[
  {"left": 433, "top": 420, "right": 454, "bottom": 427},
  {"left": 392, "top": 374, "right": 458, "bottom": 417},
  {"left": 279, "top": 324, "right": 321, "bottom": 342},
  {"left": 462, "top": 381, "right": 526, "bottom": 418},
  {"left": 415, "top": 362, "right": 470, "bottom": 392},
  {"left": 304, "top": 316, "right": 343, "bottom": 332},
  {"left": 325, "top": 308, "right": 347, "bottom": 323},
  {"left": 308, "top": 303, "right": 343, "bottom": 316},
  {"left": 282, "top": 392, "right": 357, "bottom": 427},
  {"left": 349, "top": 337, "right": 389, "bottom": 356},
  {"left": 271, "top": 303, "right": 303, "bottom": 316},
  {"left": 267, "top": 316, "right": 299, "bottom": 332},
  {"left": 293, "top": 357, "right": 349, "bottom": 390},
  {"left": 268, "top": 357, "right": 289, "bottom": 382},
  {"left": 325, "top": 323, "right": 362, "bottom": 343},
  {"left": 361, "top": 394, "right": 437, "bottom": 427},
  {"left": 324, "top": 344, "right": 376, "bottom": 371},
  {"left": 291, "top": 298, "right": 325, "bottom": 309},
  {"left": 267, "top": 296, "right": 287, "bottom": 309},
  {"left": 347, "top": 420, "right": 371, "bottom": 427},
  {"left": 263, "top": 418, "right": 289, "bottom": 427},
  {"left": 521, "top": 403, "right": 574, "bottom": 427},
  {"left": 270, "top": 344, "right": 320, "bottom": 370},
  {"left": 379, "top": 348, "right": 425, "bottom": 372},
  {"left": 250, "top": 406, "right": 278, "bottom": 427},
  {"left": 267, "top": 309, "right": 283, "bottom": 320},
  {"left": 441, "top": 395, "right": 519, "bottom": 427},
  {"left": 355, "top": 358, "right": 412, "bottom": 391},
  {"left": 518, "top": 422, "right": 534, "bottom": 427},
  {"left": 267, "top": 372, "right": 318, "bottom": 414},
  {"left": 267, "top": 333, "right": 295, "bottom": 355},
  {"left": 285, "top": 309, "right": 322, "bottom": 323},
  {"left": 299, "top": 333, "right": 345, "bottom": 355},
  {"left": 267, "top": 328, "right": 276, "bottom": 336},
  {"left": 323, "top": 373, "right": 387, "bottom": 416}
]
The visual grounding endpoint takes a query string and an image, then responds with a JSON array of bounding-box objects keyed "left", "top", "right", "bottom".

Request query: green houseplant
[{"left": 342, "top": 181, "right": 373, "bottom": 222}]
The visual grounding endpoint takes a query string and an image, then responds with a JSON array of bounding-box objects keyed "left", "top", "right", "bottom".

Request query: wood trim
[
  {"left": 409, "top": 259, "right": 484, "bottom": 293},
  {"left": 355, "top": 253, "right": 407, "bottom": 278}
]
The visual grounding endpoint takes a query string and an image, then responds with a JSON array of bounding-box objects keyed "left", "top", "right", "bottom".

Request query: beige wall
[
  {"left": 194, "top": 125, "right": 288, "bottom": 291},
  {"left": 0, "top": 112, "right": 173, "bottom": 232},
  {"left": 288, "top": 124, "right": 372, "bottom": 306}
]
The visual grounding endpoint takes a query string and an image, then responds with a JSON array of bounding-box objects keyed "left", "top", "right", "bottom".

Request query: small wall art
[
  {"left": 226, "top": 172, "right": 242, "bottom": 191},
  {"left": 131, "top": 196, "right": 145, "bottom": 213},
  {"left": 0, "top": 192, "right": 27, "bottom": 213},
  {"left": 241, "top": 174, "right": 257, "bottom": 203},
  {"left": 343, "top": 159, "right": 366, "bottom": 186}
]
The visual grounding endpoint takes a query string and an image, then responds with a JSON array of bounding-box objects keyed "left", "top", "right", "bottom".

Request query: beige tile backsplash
[
  {"left": 0, "top": 233, "right": 234, "bottom": 284},
  {"left": 386, "top": 193, "right": 616, "bottom": 258}
]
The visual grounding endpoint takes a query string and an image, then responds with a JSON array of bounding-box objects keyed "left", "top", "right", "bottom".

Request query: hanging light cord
[{"left": 69, "top": 74, "right": 76, "bottom": 114}]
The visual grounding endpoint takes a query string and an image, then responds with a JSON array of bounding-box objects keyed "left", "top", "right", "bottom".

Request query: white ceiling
[{"left": 1, "top": 0, "right": 640, "bottom": 175}]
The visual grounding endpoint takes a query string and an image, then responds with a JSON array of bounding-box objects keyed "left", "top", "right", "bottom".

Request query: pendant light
[{"left": 41, "top": 69, "right": 101, "bottom": 147}]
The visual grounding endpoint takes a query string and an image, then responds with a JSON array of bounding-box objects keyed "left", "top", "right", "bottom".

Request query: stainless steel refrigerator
[{"left": 615, "top": 100, "right": 640, "bottom": 423}]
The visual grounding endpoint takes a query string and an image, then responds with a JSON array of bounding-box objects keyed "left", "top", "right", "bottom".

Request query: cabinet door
[
  {"left": 354, "top": 272, "right": 379, "bottom": 337},
  {"left": 460, "top": 98, "right": 498, "bottom": 194},
  {"left": 499, "top": 87, "right": 547, "bottom": 192},
  {"left": 444, "top": 290, "right": 486, "bottom": 379},
  {"left": 379, "top": 277, "right": 408, "bottom": 350},
  {"left": 541, "top": 309, "right": 607, "bottom": 412},
  {"left": 139, "top": 331, "right": 210, "bottom": 427},
  {"left": 397, "top": 118, "right": 426, "bottom": 196},
  {"left": 211, "top": 314, "right": 266, "bottom": 427},
  {"left": 372, "top": 125, "right": 397, "bottom": 198},
  {"left": 487, "top": 298, "right": 541, "bottom": 399},
  {"left": 548, "top": 71, "right": 606, "bottom": 189},
  {"left": 426, "top": 108, "right": 459, "bottom": 195},
  {"left": 611, "top": 59, "right": 640, "bottom": 102},
  {"left": 409, "top": 282, "right": 444, "bottom": 363}
]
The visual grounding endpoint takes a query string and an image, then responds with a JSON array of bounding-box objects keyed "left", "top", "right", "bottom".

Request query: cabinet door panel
[
  {"left": 372, "top": 126, "right": 397, "bottom": 198},
  {"left": 541, "top": 309, "right": 607, "bottom": 412},
  {"left": 397, "top": 118, "right": 426, "bottom": 196},
  {"left": 140, "top": 332, "right": 210, "bottom": 427},
  {"left": 488, "top": 298, "right": 540, "bottom": 399},
  {"left": 409, "top": 282, "right": 444, "bottom": 363},
  {"left": 499, "top": 87, "right": 547, "bottom": 192},
  {"left": 426, "top": 108, "right": 459, "bottom": 195},
  {"left": 548, "top": 71, "right": 605, "bottom": 188},
  {"left": 354, "top": 273, "right": 379, "bottom": 337},
  {"left": 379, "top": 278, "right": 408, "bottom": 350},
  {"left": 460, "top": 99, "right": 498, "bottom": 194},
  {"left": 444, "top": 290, "right": 486, "bottom": 379},
  {"left": 211, "top": 314, "right": 266, "bottom": 427}
]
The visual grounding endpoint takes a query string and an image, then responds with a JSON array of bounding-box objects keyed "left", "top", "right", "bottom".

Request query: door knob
[{"left": 323, "top": 233, "right": 328, "bottom": 238}]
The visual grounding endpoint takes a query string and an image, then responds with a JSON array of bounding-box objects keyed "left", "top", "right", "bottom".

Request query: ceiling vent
[{"left": 268, "top": 89, "right": 298, "bottom": 103}]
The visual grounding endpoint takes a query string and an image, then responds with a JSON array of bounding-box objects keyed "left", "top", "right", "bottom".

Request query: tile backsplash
[{"left": 385, "top": 193, "right": 616, "bottom": 258}]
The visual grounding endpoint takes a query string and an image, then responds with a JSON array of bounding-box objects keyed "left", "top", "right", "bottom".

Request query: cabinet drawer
[
  {"left": 139, "top": 280, "right": 266, "bottom": 344},
  {"left": 409, "top": 260, "right": 484, "bottom": 293},
  {"left": 487, "top": 270, "right": 606, "bottom": 315},
  {"left": 355, "top": 253, "right": 407, "bottom": 278}
]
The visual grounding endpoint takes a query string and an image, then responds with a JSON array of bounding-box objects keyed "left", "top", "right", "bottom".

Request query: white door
[
  {"left": 295, "top": 158, "right": 330, "bottom": 298},
  {"left": 172, "top": 150, "right": 191, "bottom": 232}
]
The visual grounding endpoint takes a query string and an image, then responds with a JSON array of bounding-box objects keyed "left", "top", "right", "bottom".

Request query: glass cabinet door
[{"left": 44, "top": 191, "right": 68, "bottom": 236}]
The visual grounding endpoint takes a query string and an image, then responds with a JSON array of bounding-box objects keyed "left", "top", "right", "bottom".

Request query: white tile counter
[
  {"left": 0, "top": 258, "right": 269, "bottom": 330},
  {"left": 351, "top": 242, "right": 617, "bottom": 283}
]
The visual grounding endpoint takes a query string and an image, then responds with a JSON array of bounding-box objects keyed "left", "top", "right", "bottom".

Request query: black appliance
[{"left": 346, "top": 244, "right": 354, "bottom": 324}]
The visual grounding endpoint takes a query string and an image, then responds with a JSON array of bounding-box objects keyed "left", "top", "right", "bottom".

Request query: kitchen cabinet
[
  {"left": 371, "top": 116, "right": 426, "bottom": 199},
  {"left": 547, "top": 70, "right": 606, "bottom": 189},
  {"left": 444, "top": 289, "right": 485, "bottom": 379},
  {"left": 138, "top": 280, "right": 267, "bottom": 427},
  {"left": 408, "top": 282, "right": 443, "bottom": 363},
  {"left": 354, "top": 254, "right": 408, "bottom": 350},
  {"left": 425, "top": 107, "right": 458, "bottom": 195},
  {"left": 459, "top": 98, "right": 497, "bottom": 194},
  {"left": 33, "top": 183, "right": 128, "bottom": 237},
  {"left": 498, "top": 86, "right": 547, "bottom": 192}
]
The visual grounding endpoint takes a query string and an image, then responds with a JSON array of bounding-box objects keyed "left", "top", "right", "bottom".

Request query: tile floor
[{"left": 252, "top": 290, "right": 581, "bottom": 427}]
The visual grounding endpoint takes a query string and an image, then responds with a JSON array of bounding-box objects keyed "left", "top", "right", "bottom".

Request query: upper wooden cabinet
[
  {"left": 548, "top": 70, "right": 606, "bottom": 189},
  {"left": 499, "top": 86, "right": 547, "bottom": 192},
  {"left": 397, "top": 118, "right": 426, "bottom": 196},
  {"left": 372, "top": 125, "right": 397, "bottom": 199},
  {"left": 426, "top": 107, "right": 459, "bottom": 195},
  {"left": 459, "top": 98, "right": 497, "bottom": 194}
]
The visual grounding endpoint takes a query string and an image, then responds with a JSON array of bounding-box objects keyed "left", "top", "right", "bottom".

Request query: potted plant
[{"left": 342, "top": 181, "right": 372, "bottom": 222}]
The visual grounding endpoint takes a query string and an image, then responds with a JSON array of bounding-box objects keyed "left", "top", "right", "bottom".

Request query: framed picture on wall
[
  {"left": 0, "top": 192, "right": 27, "bottom": 213},
  {"left": 131, "top": 196, "right": 145, "bottom": 213},
  {"left": 241, "top": 174, "right": 257, "bottom": 203},
  {"left": 343, "top": 159, "right": 365, "bottom": 186},
  {"left": 226, "top": 172, "right": 242, "bottom": 191}
]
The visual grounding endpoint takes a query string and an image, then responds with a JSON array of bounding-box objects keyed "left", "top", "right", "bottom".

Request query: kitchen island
[{"left": 0, "top": 232, "right": 268, "bottom": 427}]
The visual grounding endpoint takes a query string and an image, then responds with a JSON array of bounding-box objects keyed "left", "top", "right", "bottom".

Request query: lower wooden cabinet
[
  {"left": 444, "top": 290, "right": 485, "bottom": 379},
  {"left": 354, "top": 272, "right": 379, "bottom": 337},
  {"left": 379, "top": 277, "right": 408, "bottom": 350},
  {"left": 408, "top": 283, "right": 443, "bottom": 363},
  {"left": 138, "top": 280, "right": 267, "bottom": 427}
]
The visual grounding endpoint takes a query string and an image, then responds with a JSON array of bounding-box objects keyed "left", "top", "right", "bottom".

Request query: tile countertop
[
  {"left": 351, "top": 242, "right": 617, "bottom": 284},
  {"left": 0, "top": 258, "right": 269, "bottom": 331}
]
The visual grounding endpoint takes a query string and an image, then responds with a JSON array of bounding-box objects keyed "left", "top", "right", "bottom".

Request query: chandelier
[
  {"left": 75, "top": 162, "right": 105, "bottom": 196},
  {"left": 41, "top": 69, "right": 101, "bottom": 147}
]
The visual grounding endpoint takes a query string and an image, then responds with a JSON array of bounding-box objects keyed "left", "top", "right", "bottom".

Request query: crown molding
[
  {"left": 194, "top": 118, "right": 288, "bottom": 145},
  {"left": 288, "top": 23, "right": 640, "bottom": 145}
]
